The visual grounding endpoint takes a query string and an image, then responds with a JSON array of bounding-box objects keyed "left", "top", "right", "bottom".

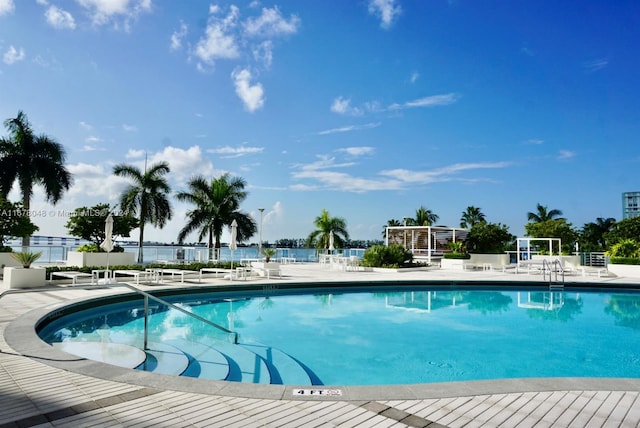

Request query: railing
[
  {"left": 0, "top": 282, "right": 238, "bottom": 346},
  {"left": 542, "top": 258, "right": 565, "bottom": 287}
]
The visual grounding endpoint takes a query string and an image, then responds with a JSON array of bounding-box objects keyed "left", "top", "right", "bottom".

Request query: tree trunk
[
  {"left": 137, "top": 223, "right": 144, "bottom": 264},
  {"left": 208, "top": 227, "right": 214, "bottom": 261},
  {"left": 21, "top": 190, "right": 31, "bottom": 251}
]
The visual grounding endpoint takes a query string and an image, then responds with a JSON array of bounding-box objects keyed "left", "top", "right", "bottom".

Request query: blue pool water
[{"left": 38, "top": 287, "right": 640, "bottom": 386}]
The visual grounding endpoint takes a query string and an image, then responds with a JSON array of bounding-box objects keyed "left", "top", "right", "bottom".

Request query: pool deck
[{"left": 2, "top": 263, "right": 640, "bottom": 427}]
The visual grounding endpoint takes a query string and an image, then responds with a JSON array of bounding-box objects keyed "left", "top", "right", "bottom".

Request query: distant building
[{"left": 622, "top": 191, "right": 640, "bottom": 219}]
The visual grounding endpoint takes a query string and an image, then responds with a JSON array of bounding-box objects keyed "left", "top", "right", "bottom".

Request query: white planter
[
  {"left": 440, "top": 258, "right": 468, "bottom": 270},
  {"left": 3, "top": 266, "right": 47, "bottom": 289},
  {"left": 469, "top": 254, "right": 510, "bottom": 267},
  {"left": 607, "top": 264, "right": 640, "bottom": 279},
  {"left": 66, "top": 251, "right": 135, "bottom": 267},
  {"left": 250, "top": 261, "right": 281, "bottom": 276}
]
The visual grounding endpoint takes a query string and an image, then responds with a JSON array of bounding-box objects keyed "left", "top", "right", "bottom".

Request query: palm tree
[
  {"left": 581, "top": 217, "right": 616, "bottom": 251},
  {"left": 410, "top": 206, "right": 439, "bottom": 226},
  {"left": 460, "top": 206, "right": 486, "bottom": 228},
  {"left": 0, "top": 110, "right": 72, "bottom": 248},
  {"left": 306, "top": 209, "right": 349, "bottom": 250},
  {"left": 113, "top": 161, "right": 173, "bottom": 263},
  {"left": 381, "top": 218, "right": 402, "bottom": 238},
  {"left": 175, "top": 174, "right": 256, "bottom": 260},
  {"left": 527, "top": 203, "right": 563, "bottom": 223}
]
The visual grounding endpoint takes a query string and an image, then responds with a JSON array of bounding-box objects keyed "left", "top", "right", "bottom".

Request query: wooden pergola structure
[{"left": 385, "top": 226, "right": 469, "bottom": 264}]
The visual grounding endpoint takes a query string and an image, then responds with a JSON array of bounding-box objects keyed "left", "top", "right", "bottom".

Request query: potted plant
[
  {"left": 12, "top": 251, "right": 42, "bottom": 268},
  {"left": 251, "top": 248, "right": 281, "bottom": 277},
  {"left": 3, "top": 251, "right": 46, "bottom": 288},
  {"left": 262, "top": 248, "right": 277, "bottom": 262}
]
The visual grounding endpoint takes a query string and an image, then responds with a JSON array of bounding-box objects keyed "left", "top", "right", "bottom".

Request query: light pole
[{"left": 258, "top": 208, "right": 265, "bottom": 256}]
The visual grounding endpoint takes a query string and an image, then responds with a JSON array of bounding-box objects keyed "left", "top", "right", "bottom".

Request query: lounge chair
[{"left": 50, "top": 271, "right": 94, "bottom": 284}]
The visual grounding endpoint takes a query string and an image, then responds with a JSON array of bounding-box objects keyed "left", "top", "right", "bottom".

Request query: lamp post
[{"left": 258, "top": 208, "right": 265, "bottom": 256}]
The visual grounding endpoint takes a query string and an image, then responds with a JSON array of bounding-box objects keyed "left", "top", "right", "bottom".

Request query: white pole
[{"left": 258, "top": 208, "right": 265, "bottom": 256}]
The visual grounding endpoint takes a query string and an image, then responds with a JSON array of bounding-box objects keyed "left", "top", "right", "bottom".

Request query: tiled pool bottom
[{"left": 5, "top": 264, "right": 640, "bottom": 426}]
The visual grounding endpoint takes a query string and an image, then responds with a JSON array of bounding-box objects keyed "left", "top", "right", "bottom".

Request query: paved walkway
[{"left": 2, "top": 263, "right": 640, "bottom": 427}]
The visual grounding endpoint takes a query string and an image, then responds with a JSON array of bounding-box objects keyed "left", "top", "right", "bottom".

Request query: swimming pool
[{"left": 37, "top": 285, "right": 640, "bottom": 386}]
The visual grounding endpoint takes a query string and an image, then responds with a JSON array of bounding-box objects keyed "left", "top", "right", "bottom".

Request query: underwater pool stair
[{"left": 131, "top": 339, "right": 322, "bottom": 385}]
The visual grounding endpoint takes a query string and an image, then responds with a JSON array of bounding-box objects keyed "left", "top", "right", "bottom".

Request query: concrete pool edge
[{"left": 6, "top": 282, "right": 640, "bottom": 402}]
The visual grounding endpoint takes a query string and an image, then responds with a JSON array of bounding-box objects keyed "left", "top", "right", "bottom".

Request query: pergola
[
  {"left": 516, "top": 237, "right": 562, "bottom": 262},
  {"left": 385, "top": 225, "right": 469, "bottom": 264}
]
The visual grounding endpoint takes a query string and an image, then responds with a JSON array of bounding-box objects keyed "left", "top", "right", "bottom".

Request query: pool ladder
[
  {"left": 0, "top": 282, "right": 239, "bottom": 346},
  {"left": 543, "top": 258, "right": 565, "bottom": 289}
]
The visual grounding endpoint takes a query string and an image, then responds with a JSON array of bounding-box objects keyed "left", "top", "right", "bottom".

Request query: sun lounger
[
  {"left": 251, "top": 266, "right": 281, "bottom": 279},
  {"left": 112, "top": 269, "right": 156, "bottom": 285},
  {"left": 157, "top": 268, "right": 199, "bottom": 283},
  {"left": 199, "top": 268, "right": 233, "bottom": 281},
  {"left": 50, "top": 271, "right": 94, "bottom": 284}
]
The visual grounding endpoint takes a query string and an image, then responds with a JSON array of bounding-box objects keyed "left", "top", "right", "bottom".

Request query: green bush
[
  {"left": 0, "top": 246, "right": 13, "bottom": 252},
  {"left": 361, "top": 244, "right": 413, "bottom": 268},
  {"left": 606, "top": 239, "right": 640, "bottom": 258},
  {"left": 443, "top": 252, "right": 471, "bottom": 259},
  {"left": 609, "top": 257, "right": 640, "bottom": 265}
]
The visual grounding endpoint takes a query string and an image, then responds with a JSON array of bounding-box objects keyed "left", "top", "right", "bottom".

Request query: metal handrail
[
  {"left": 542, "top": 258, "right": 565, "bottom": 287},
  {"left": 0, "top": 282, "right": 238, "bottom": 346}
]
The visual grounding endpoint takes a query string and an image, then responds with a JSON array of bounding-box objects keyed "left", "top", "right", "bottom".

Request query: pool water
[{"left": 38, "top": 288, "right": 640, "bottom": 386}]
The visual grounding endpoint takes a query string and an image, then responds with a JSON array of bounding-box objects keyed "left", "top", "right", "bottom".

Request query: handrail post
[{"left": 144, "top": 295, "right": 149, "bottom": 350}]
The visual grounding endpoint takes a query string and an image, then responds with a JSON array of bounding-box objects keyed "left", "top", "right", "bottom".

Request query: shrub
[
  {"left": 609, "top": 257, "right": 640, "bottom": 265},
  {"left": 0, "top": 246, "right": 13, "bottom": 252},
  {"left": 606, "top": 239, "right": 640, "bottom": 258},
  {"left": 443, "top": 252, "right": 471, "bottom": 259},
  {"left": 361, "top": 244, "right": 413, "bottom": 268}
]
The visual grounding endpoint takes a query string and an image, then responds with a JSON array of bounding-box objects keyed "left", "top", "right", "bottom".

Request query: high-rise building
[{"left": 622, "top": 191, "right": 640, "bottom": 219}]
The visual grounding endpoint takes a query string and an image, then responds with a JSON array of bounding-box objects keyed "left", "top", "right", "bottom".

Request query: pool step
[
  {"left": 166, "top": 340, "right": 229, "bottom": 380},
  {"left": 135, "top": 342, "right": 189, "bottom": 375},
  {"left": 241, "top": 343, "right": 322, "bottom": 385},
  {"left": 211, "top": 341, "right": 272, "bottom": 383}
]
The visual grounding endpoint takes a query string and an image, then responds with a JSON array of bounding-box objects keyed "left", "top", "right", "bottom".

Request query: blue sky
[{"left": 1, "top": 0, "right": 639, "bottom": 245}]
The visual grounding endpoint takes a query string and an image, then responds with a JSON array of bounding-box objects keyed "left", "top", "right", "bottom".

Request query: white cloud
[
  {"left": 45, "top": 5, "right": 76, "bottom": 29},
  {"left": 170, "top": 20, "right": 188, "bottom": 51},
  {"left": 3, "top": 45, "right": 25, "bottom": 64},
  {"left": 410, "top": 71, "right": 419, "bottom": 83},
  {"left": 318, "top": 122, "right": 380, "bottom": 135},
  {"left": 388, "top": 93, "right": 460, "bottom": 110},
  {"left": 79, "top": 121, "right": 93, "bottom": 130},
  {"left": 207, "top": 145, "right": 264, "bottom": 158},
  {"left": 336, "top": 147, "right": 375, "bottom": 157},
  {"left": 292, "top": 155, "right": 400, "bottom": 193},
  {"left": 330, "top": 96, "right": 363, "bottom": 116},
  {"left": 85, "top": 136, "right": 102, "bottom": 143},
  {"left": 194, "top": 5, "right": 240, "bottom": 66},
  {"left": 76, "top": 0, "right": 152, "bottom": 30},
  {"left": 252, "top": 40, "right": 273, "bottom": 68},
  {"left": 368, "top": 0, "right": 401, "bottom": 29},
  {"left": 0, "top": 0, "right": 14, "bottom": 16},
  {"left": 122, "top": 123, "right": 137, "bottom": 132},
  {"left": 583, "top": 58, "right": 608, "bottom": 73},
  {"left": 291, "top": 158, "right": 511, "bottom": 193},
  {"left": 380, "top": 162, "right": 511, "bottom": 183},
  {"left": 125, "top": 149, "right": 145, "bottom": 158},
  {"left": 148, "top": 146, "right": 215, "bottom": 186},
  {"left": 524, "top": 138, "right": 544, "bottom": 145},
  {"left": 81, "top": 144, "right": 106, "bottom": 151},
  {"left": 558, "top": 150, "right": 576, "bottom": 160},
  {"left": 243, "top": 6, "right": 300, "bottom": 37},
  {"left": 231, "top": 68, "right": 265, "bottom": 112}
]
